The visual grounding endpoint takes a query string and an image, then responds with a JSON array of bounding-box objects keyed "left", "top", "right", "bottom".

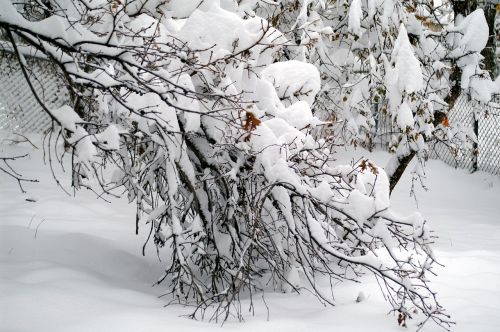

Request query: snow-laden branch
[{"left": 0, "top": 0, "right": 453, "bottom": 329}]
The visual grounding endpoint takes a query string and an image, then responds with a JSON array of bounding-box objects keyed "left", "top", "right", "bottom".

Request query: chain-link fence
[
  {"left": 375, "top": 94, "right": 500, "bottom": 176},
  {"left": 431, "top": 94, "right": 500, "bottom": 176},
  {"left": 0, "top": 48, "right": 69, "bottom": 133},
  {"left": 1, "top": 43, "right": 499, "bottom": 176},
  {"left": 477, "top": 95, "right": 500, "bottom": 175}
]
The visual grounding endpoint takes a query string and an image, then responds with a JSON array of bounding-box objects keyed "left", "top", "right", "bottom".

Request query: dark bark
[
  {"left": 451, "top": 0, "right": 478, "bottom": 16},
  {"left": 388, "top": 151, "right": 417, "bottom": 194},
  {"left": 445, "top": 1, "right": 479, "bottom": 110},
  {"left": 388, "top": 103, "right": 454, "bottom": 194},
  {"left": 481, "top": 3, "right": 498, "bottom": 78},
  {"left": 472, "top": 113, "right": 479, "bottom": 171}
]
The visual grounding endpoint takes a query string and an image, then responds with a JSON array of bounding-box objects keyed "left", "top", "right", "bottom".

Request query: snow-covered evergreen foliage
[{"left": 1, "top": 0, "right": 480, "bottom": 328}]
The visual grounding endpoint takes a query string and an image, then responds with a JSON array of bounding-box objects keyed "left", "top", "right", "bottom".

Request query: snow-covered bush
[{"left": 0, "top": 0, "right": 451, "bottom": 328}]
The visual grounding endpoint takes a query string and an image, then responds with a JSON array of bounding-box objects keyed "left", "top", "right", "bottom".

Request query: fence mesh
[
  {"left": 477, "top": 96, "right": 500, "bottom": 175},
  {"left": 0, "top": 51, "right": 499, "bottom": 176},
  {"left": 0, "top": 51, "right": 69, "bottom": 133},
  {"left": 428, "top": 94, "right": 476, "bottom": 172},
  {"left": 375, "top": 94, "right": 500, "bottom": 176}
]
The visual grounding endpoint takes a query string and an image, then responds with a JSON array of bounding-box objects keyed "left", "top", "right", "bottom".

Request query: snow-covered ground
[{"left": 1, "top": 140, "right": 499, "bottom": 332}]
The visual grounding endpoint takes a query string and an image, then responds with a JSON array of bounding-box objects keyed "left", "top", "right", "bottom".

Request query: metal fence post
[{"left": 472, "top": 109, "right": 479, "bottom": 172}]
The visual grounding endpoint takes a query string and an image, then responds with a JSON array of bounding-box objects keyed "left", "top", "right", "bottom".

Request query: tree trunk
[
  {"left": 481, "top": 2, "right": 498, "bottom": 78},
  {"left": 451, "top": 0, "right": 477, "bottom": 17},
  {"left": 451, "top": 1, "right": 496, "bottom": 78},
  {"left": 388, "top": 151, "right": 417, "bottom": 194}
]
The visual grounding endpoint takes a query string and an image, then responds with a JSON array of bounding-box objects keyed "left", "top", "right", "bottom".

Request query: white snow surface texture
[{"left": 1, "top": 142, "right": 500, "bottom": 332}]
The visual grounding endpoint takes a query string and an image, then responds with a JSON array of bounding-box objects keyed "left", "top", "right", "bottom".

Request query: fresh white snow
[{"left": 1, "top": 141, "right": 500, "bottom": 332}]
